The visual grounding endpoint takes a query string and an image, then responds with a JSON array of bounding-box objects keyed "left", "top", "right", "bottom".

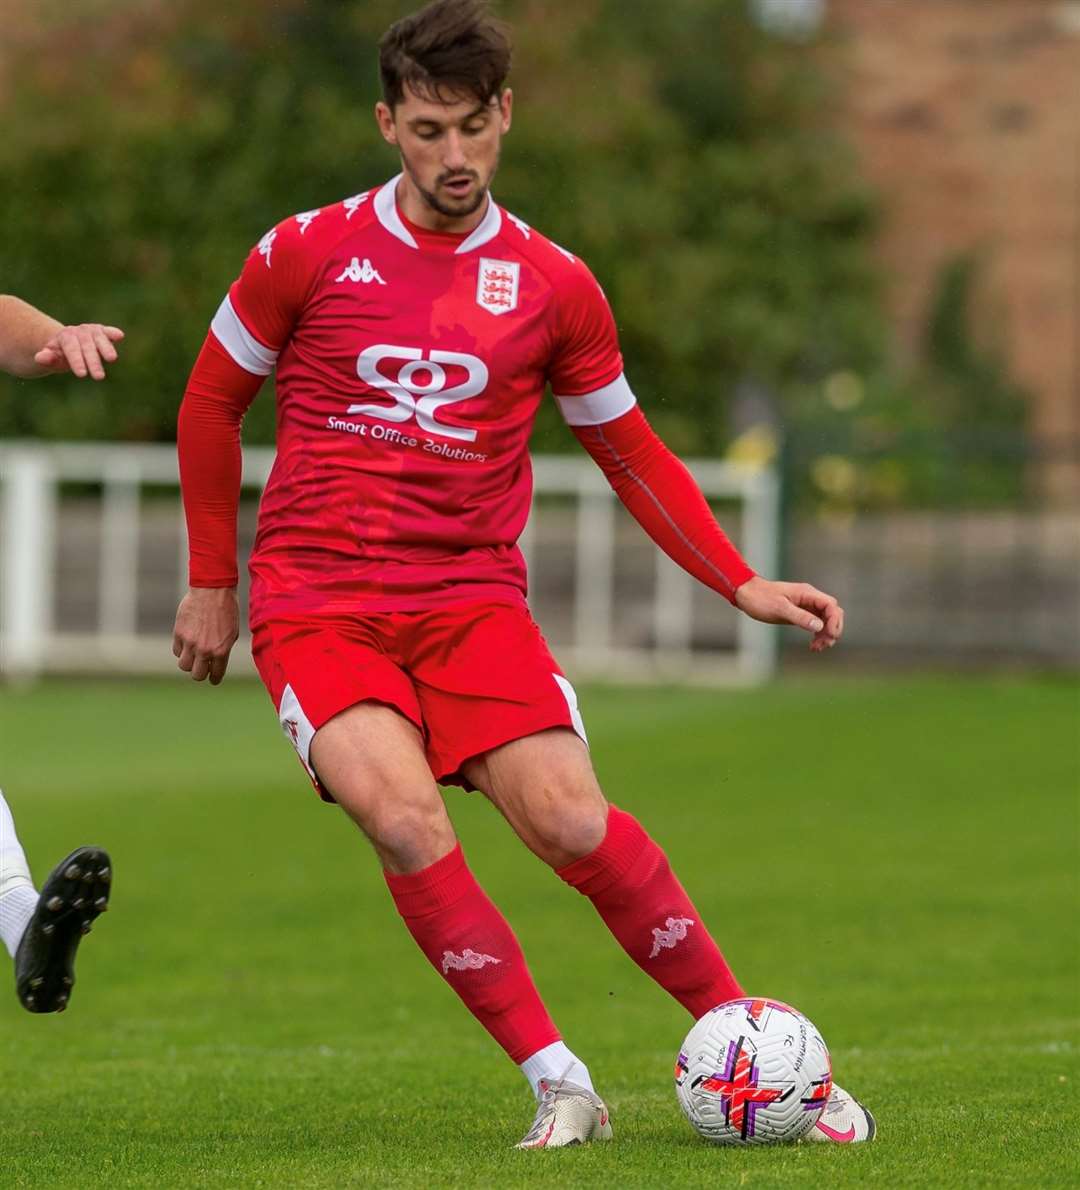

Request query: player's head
[{"left": 376, "top": 0, "right": 512, "bottom": 220}]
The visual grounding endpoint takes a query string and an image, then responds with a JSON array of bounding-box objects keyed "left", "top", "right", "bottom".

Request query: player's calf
[{"left": 557, "top": 805, "right": 743, "bottom": 1016}]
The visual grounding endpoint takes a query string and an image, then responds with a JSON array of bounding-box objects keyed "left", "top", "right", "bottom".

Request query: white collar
[{"left": 374, "top": 174, "right": 502, "bottom": 254}]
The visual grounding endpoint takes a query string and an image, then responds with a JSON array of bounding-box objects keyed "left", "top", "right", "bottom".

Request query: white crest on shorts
[
  {"left": 441, "top": 948, "right": 502, "bottom": 974},
  {"left": 278, "top": 683, "right": 317, "bottom": 779},
  {"left": 552, "top": 673, "right": 588, "bottom": 745},
  {"left": 476, "top": 258, "right": 519, "bottom": 315}
]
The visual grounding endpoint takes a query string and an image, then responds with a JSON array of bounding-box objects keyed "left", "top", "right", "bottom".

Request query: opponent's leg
[
  {"left": 0, "top": 790, "right": 37, "bottom": 956},
  {"left": 311, "top": 704, "right": 607, "bottom": 1145},
  {"left": 1, "top": 789, "right": 112, "bottom": 1012},
  {"left": 464, "top": 730, "right": 743, "bottom": 1019}
]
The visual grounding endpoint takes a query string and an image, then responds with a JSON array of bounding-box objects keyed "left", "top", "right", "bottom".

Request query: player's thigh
[
  {"left": 311, "top": 701, "right": 456, "bottom": 874},
  {"left": 463, "top": 728, "right": 608, "bottom": 868},
  {"left": 253, "top": 616, "right": 454, "bottom": 873},
  {"left": 410, "top": 601, "right": 590, "bottom": 788}
]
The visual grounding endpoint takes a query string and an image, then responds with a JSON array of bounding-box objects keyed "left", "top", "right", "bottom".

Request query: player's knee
[
  {"left": 367, "top": 798, "right": 455, "bottom": 873},
  {"left": 526, "top": 785, "right": 607, "bottom": 868}
]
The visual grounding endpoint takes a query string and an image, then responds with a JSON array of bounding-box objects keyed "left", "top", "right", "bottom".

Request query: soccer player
[
  {"left": 0, "top": 294, "right": 120, "bottom": 1011},
  {"left": 174, "top": 0, "right": 873, "bottom": 1147}
]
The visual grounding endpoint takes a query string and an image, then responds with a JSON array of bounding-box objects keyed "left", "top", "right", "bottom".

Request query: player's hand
[
  {"left": 34, "top": 323, "right": 124, "bottom": 380},
  {"left": 172, "top": 587, "right": 240, "bottom": 685},
  {"left": 734, "top": 576, "right": 844, "bottom": 653}
]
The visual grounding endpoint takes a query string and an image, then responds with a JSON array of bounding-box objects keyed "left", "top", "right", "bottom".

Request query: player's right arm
[
  {"left": 173, "top": 219, "right": 311, "bottom": 684},
  {"left": 0, "top": 294, "right": 124, "bottom": 379}
]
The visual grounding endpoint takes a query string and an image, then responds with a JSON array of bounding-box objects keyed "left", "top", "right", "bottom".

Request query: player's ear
[
  {"left": 499, "top": 88, "right": 513, "bottom": 134},
  {"left": 375, "top": 101, "right": 398, "bottom": 146}
]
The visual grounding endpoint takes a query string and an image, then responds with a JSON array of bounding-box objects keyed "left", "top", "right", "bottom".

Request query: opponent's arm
[
  {"left": 573, "top": 406, "right": 843, "bottom": 651},
  {"left": 0, "top": 294, "right": 124, "bottom": 379}
]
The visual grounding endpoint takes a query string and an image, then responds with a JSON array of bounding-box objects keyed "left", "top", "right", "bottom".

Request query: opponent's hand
[
  {"left": 34, "top": 323, "right": 124, "bottom": 380},
  {"left": 172, "top": 587, "right": 240, "bottom": 685},
  {"left": 734, "top": 576, "right": 844, "bottom": 653}
]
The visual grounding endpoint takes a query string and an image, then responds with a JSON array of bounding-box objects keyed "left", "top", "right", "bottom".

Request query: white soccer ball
[{"left": 675, "top": 998, "right": 832, "bottom": 1145}]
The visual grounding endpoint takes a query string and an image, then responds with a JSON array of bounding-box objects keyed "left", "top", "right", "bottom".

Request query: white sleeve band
[
  {"left": 554, "top": 373, "right": 637, "bottom": 426},
  {"left": 210, "top": 294, "right": 278, "bottom": 376}
]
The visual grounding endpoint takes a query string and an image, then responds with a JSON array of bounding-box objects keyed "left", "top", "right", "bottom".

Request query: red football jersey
[{"left": 209, "top": 175, "right": 636, "bottom": 625}]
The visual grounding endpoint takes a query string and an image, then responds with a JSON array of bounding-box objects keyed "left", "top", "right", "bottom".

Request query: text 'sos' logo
[{"left": 350, "top": 345, "right": 488, "bottom": 443}]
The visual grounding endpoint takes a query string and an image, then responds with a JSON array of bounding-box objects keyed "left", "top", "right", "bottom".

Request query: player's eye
[
  {"left": 415, "top": 126, "right": 442, "bottom": 140},
  {"left": 463, "top": 119, "right": 488, "bottom": 136}
]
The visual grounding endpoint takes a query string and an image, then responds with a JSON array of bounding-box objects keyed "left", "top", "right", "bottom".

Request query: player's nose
[{"left": 443, "top": 130, "right": 468, "bottom": 171}]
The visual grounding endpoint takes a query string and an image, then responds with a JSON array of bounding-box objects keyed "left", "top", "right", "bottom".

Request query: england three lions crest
[{"left": 477, "top": 258, "right": 519, "bottom": 316}]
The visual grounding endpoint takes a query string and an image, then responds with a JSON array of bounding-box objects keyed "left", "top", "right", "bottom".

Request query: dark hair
[{"left": 379, "top": 0, "right": 512, "bottom": 109}]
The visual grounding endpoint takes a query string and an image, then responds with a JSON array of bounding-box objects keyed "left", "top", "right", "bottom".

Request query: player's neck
[{"left": 394, "top": 175, "right": 489, "bottom": 236}]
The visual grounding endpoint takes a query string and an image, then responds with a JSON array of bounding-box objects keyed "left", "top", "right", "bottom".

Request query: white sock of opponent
[
  {"left": 0, "top": 790, "right": 38, "bottom": 958},
  {"left": 519, "top": 1041, "right": 595, "bottom": 1098}
]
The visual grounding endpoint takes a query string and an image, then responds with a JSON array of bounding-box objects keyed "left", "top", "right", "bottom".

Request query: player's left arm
[
  {"left": 550, "top": 263, "right": 843, "bottom": 651},
  {"left": 571, "top": 408, "right": 842, "bottom": 651},
  {"left": 0, "top": 294, "right": 124, "bottom": 380}
]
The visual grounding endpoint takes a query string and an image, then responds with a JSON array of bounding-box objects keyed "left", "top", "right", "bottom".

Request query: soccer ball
[{"left": 675, "top": 998, "right": 832, "bottom": 1145}]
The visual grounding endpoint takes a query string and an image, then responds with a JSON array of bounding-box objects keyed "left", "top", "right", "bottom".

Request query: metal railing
[{"left": 0, "top": 442, "right": 781, "bottom": 684}]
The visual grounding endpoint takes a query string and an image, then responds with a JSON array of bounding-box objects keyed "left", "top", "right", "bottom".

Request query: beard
[
  {"left": 421, "top": 179, "right": 487, "bottom": 219},
  {"left": 401, "top": 150, "right": 499, "bottom": 221}
]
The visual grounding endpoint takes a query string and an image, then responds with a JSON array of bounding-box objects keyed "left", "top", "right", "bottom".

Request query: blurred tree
[{"left": 0, "top": 0, "right": 1025, "bottom": 501}]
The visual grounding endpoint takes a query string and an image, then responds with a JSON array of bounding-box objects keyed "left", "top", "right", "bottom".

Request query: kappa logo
[
  {"left": 477, "top": 257, "right": 519, "bottom": 315},
  {"left": 343, "top": 193, "right": 370, "bottom": 220},
  {"left": 507, "top": 212, "right": 531, "bottom": 240},
  {"left": 335, "top": 257, "right": 386, "bottom": 285},
  {"left": 649, "top": 915, "right": 695, "bottom": 958},
  {"left": 350, "top": 344, "right": 488, "bottom": 442},
  {"left": 257, "top": 228, "right": 277, "bottom": 269},
  {"left": 295, "top": 209, "right": 321, "bottom": 235},
  {"left": 441, "top": 948, "right": 501, "bottom": 974}
]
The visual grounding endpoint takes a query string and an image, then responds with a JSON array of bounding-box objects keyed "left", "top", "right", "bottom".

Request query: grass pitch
[{"left": 1, "top": 674, "right": 1077, "bottom": 1188}]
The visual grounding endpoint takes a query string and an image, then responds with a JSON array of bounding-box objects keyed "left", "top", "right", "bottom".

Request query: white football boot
[
  {"left": 516, "top": 1077, "right": 613, "bottom": 1149},
  {"left": 805, "top": 1083, "right": 877, "bottom": 1143}
]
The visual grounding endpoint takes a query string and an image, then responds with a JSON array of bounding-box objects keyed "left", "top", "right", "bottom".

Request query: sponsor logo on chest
[{"left": 477, "top": 257, "right": 519, "bottom": 316}]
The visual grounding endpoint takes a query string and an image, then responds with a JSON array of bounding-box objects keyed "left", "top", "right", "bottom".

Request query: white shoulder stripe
[
  {"left": 554, "top": 373, "right": 637, "bottom": 426},
  {"left": 210, "top": 295, "right": 278, "bottom": 376}
]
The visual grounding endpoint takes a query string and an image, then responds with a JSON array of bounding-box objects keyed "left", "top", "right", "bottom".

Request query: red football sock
[
  {"left": 385, "top": 844, "right": 561, "bottom": 1064},
  {"left": 557, "top": 805, "right": 743, "bottom": 1018}
]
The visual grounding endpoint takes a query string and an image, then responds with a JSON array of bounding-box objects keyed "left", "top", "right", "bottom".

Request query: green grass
[{"left": 1, "top": 674, "right": 1077, "bottom": 1188}]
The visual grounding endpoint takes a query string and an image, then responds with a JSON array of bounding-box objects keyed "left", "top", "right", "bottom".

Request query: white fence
[{"left": 0, "top": 442, "right": 781, "bottom": 683}]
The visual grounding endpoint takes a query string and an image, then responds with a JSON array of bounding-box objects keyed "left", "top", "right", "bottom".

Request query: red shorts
[{"left": 251, "top": 600, "right": 588, "bottom": 798}]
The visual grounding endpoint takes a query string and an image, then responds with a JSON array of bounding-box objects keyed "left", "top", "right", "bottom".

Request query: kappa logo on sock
[
  {"left": 441, "top": 948, "right": 501, "bottom": 974},
  {"left": 649, "top": 916, "right": 695, "bottom": 958}
]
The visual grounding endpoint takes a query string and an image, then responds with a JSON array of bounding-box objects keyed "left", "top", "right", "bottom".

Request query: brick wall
[{"left": 829, "top": 0, "right": 1080, "bottom": 495}]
